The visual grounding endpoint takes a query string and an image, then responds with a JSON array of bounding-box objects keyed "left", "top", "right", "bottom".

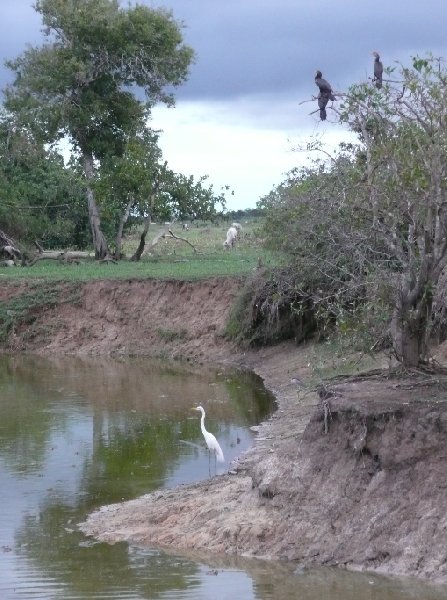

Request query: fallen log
[
  {"left": 162, "top": 229, "right": 197, "bottom": 253},
  {"left": 0, "top": 230, "right": 22, "bottom": 262},
  {"left": 27, "top": 250, "right": 94, "bottom": 266},
  {"left": 0, "top": 259, "right": 16, "bottom": 267},
  {"left": 142, "top": 219, "right": 178, "bottom": 257}
]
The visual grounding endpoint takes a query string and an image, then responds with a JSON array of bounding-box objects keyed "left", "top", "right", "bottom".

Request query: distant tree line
[{"left": 225, "top": 208, "right": 265, "bottom": 221}]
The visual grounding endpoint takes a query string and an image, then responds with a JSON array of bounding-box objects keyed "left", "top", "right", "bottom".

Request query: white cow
[{"left": 223, "top": 226, "right": 238, "bottom": 249}]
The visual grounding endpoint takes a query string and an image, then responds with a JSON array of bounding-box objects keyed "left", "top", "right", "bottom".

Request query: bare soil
[{"left": 2, "top": 277, "right": 447, "bottom": 583}]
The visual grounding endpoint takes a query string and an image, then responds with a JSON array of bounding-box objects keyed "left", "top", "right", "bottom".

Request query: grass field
[{"left": 1, "top": 218, "right": 280, "bottom": 282}]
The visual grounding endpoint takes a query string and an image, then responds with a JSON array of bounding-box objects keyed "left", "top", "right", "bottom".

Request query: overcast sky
[{"left": 2, "top": 1, "right": 447, "bottom": 210}]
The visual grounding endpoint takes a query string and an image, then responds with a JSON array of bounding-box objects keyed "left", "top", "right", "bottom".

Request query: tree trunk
[
  {"left": 391, "top": 290, "right": 431, "bottom": 367},
  {"left": 115, "top": 196, "right": 134, "bottom": 260},
  {"left": 83, "top": 153, "right": 110, "bottom": 259},
  {"left": 130, "top": 213, "right": 151, "bottom": 261}
]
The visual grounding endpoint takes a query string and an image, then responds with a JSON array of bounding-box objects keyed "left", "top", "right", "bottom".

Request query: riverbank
[
  {"left": 80, "top": 350, "right": 447, "bottom": 584},
  {"left": 2, "top": 277, "right": 447, "bottom": 583}
]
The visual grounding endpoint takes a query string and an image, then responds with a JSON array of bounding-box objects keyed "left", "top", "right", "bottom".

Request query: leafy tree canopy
[
  {"left": 0, "top": 111, "right": 87, "bottom": 248},
  {"left": 97, "top": 124, "right": 227, "bottom": 227},
  {"left": 3, "top": 0, "right": 194, "bottom": 258},
  {"left": 4, "top": 0, "right": 194, "bottom": 158}
]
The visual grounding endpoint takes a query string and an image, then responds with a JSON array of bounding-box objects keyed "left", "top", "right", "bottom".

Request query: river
[{"left": 0, "top": 354, "right": 446, "bottom": 600}]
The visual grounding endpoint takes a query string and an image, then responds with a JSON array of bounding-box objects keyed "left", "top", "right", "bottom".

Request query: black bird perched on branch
[
  {"left": 315, "top": 70, "right": 335, "bottom": 121},
  {"left": 373, "top": 51, "right": 383, "bottom": 89}
]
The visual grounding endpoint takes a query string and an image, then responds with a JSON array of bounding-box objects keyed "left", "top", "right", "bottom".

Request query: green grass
[
  {"left": 306, "top": 337, "right": 388, "bottom": 383},
  {"left": 0, "top": 249, "right": 277, "bottom": 282},
  {"left": 1, "top": 219, "right": 281, "bottom": 282}
]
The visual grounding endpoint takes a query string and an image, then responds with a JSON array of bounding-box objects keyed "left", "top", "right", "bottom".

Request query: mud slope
[
  {"left": 2, "top": 277, "right": 244, "bottom": 362},
  {"left": 2, "top": 278, "right": 447, "bottom": 582},
  {"left": 80, "top": 373, "right": 447, "bottom": 583}
]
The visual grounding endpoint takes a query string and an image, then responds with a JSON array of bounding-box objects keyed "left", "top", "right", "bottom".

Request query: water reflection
[
  {"left": 0, "top": 354, "right": 274, "bottom": 599},
  {"left": 1, "top": 355, "right": 447, "bottom": 599}
]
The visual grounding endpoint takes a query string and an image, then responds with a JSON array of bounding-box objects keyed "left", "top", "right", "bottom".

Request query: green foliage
[
  {"left": 259, "top": 179, "right": 397, "bottom": 349},
  {"left": 4, "top": 0, "right": 194, "bottom": 257},
  {"left": 257, "top": 150, "right": 395, "bottom": 346},
  {"left": 0, "top": 112, "right": 89, "bottom": 247},
  {"left": 97, "top": 122, "right": 228, "bottom": 236},
  {"left": 5, "top": 0, "right": 194, "bottom": 156},
  {"left": 166, "top": 173, "right": 227, "bottom": 222},
  {"left": 68, "top": 123, "right": 230, "bottom": 254}
]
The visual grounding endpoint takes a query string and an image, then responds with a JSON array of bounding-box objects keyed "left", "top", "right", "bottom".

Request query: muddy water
[{"left": 0, "top": 355, "right": 446, "bottom": 600}]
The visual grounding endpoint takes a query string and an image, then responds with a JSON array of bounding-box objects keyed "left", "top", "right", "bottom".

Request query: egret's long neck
[{"left": 200, "top": 412, "right": 206, "bottom": 434}]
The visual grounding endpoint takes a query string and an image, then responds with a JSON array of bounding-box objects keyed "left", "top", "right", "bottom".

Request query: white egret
[{"left": 192, "top": 405, "right": 224, "bottom": 473}]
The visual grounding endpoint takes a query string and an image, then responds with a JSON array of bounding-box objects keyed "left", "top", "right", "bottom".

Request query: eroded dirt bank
[
  {"left": 2, "top": 277, "right": 447, "bottom": 583},
  {"left": 80, "top": 373, "right": 447, "bottom": 583},
  {"left": 0, "top": 277, "right": 244, "bottom": 361}
]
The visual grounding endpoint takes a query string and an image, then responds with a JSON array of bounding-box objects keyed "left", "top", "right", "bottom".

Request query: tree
[
  {"left": 261, "top": 55, "right": 447, "bottom": 367},
  {"left": 4, "top": 0, "right": 194, "bottom": 258},
  {"left": 339, "top": 55, "right": 447, "bottom": 366},
  {"left": 127, "top": 170, "right": 228, "bottom": 261},
  {"left": 95, "top": 124, "right": 163, "bottom": 259},
  {"left": 96, "top": 124, "right": 227, "bottom": 260},
  {"left": 0, "top": 111, "right": 87, "bottom": 249}
]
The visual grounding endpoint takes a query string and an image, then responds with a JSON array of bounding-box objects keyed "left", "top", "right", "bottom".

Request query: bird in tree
[
  {"left": 192, "top": 405, "right": 224, "bottom": 473},
  {"left": 315, "top": 71, "right": 336, "bottom": 121},
  {"left": 373, "top": 51, "right": 383, "bottom": 88}
]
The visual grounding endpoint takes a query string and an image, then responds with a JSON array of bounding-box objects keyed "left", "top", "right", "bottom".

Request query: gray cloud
[
  {"left": 152, "top": 0, "right": 447, "bottom": 100},
  {"left": 2, "top": 0, "right": 447, "bottom": 102},
  {"left": 0, "top": 2, "right": 41, "bottom": 80}
]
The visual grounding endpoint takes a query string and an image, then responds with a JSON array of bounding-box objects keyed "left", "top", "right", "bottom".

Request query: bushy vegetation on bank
[{"left": 228, "top": 56, "right": 447, "bottom": 367}]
